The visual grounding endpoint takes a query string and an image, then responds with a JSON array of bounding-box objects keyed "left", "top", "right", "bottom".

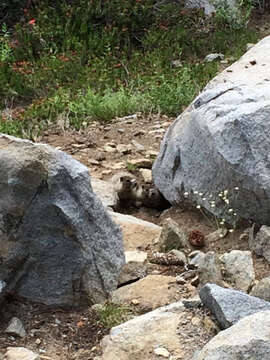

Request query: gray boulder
[
  {"left": 196, "top": 311, "right": 270, "bottom": 360},
  {"left": 0, "top": 134, "right": 124, "bottom": 307},
  {"left": 153, "top": 36, "right": 270, "bottom": 225},
  {"left": 199, "top": 283, "right": 270, "bottom": 329}
]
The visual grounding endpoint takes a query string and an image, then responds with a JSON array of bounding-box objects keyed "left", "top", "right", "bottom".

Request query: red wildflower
[{"left": 28, "top": 19, "right": 36, "bottom": 25}]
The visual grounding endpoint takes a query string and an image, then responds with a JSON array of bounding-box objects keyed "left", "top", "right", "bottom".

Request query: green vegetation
[
  {"left": 94, "top": 302, "right": 134, "bottom": 328},
  {"left": 0, "top": 0, "right": 258, "bottom": 138}
]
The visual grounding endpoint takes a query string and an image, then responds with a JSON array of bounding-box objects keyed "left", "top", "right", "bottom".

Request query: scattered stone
[
  {"left": 249, "top": 225, "right": 270, "bottom": 264},
  {"left": 128, "top": 158, "right": 153, "bottom": 169},
  {"left": 250, "top": 276, "right": 270, "bottom": 301},
  {"left": 196, "top": 311, "right": 270, "bottom": 360},
  {"left": 116, "top": 144, "right": 132, "bottom": 154},
  {"left": 5, "top": 318, "right": 26, "bottom": 338},
  {"left": 149, "top": 129, "right": 165, "bottom": 134},
  {"left": 219, "top": 250, "right": 255, "bottom": 292},
  {"left": 199, "top": 283, "right": 270, "bottom": 329},
  {"left": 102, "top": 169, "right": 112, "bottom": 176},
  {"left": 119, "top": 251, "right": 148, "bottom": 285},
  {"left": 118, "top": 261, "right": 147, "bottom": 286},
  {"left": 197, "top": 252, "right": 223, "bottom": 287},
  {"left": 110, "top": 162, "right": 125, "bottom": 170},
  {"left": 125, "top": 251, "right": 147, "bottom": 263},
  {"left": 182, "top": 296, "right": 201, "bottom": 308},
  {"left": 112, "top": 275, "right": 181, "bottom": 311},
  {"left": 131, "top": 140, "right": 145, "bottom": 152},
  {"left": 158, "top": 218, "right": 189, "bottom": 252},
  {"left": 88, "top": 159, "right": 100, "bottom": 165},
  {"left": 110, "top": 212, "right": 161, "bottom": 251},
  {"left": 204, "top": 53, "right": 224, "bottom": 62},
  {"left": 189, "top": 251, "right": 205, "bottom": 268},
  {"left": 96, "top": 301, "right": 185, "bottom": 360},
  {"left": 154, "top": 347, "right": 170, "bottom": 358},
  {"left": 117, "top": 128, "right": 125, "bottom": 134},
  {"left": 104, "top": 144, "right": 117, "bottom": 153},
  {"left": 95, "top": 152, "right": 106, "bottom": 161},
  {"left": 139, "top": 169, "right": 152, "bottom": 183},
  {"left": 133, "top": 130, "right": 146, "bottom": 136},
  {"left": 4, "top": 347, "right": 40, "bottom": 360}
]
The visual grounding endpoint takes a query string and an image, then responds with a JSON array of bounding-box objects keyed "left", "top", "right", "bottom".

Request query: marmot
[
  {"left": 110, "top": 171, "right": 170, "bottom": 210},
  {"left": 109, "top": 172, "right": 144, "bottom": 208}
]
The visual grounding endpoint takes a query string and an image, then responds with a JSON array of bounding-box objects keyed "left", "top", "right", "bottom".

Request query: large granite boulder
[
  {"left": 0, "top": 134, "right": 125, "bottom": 307},
  {"left": 153, "top": 36, "right": 270, "bottom": 225}
]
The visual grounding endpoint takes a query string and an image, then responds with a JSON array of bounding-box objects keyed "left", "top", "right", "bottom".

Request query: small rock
[
  {"left": 158, "top": 218, "right": 189, "bottom": 252},
  {"left": 139, "top": 168, "right": 152, "bottom": 183},
  {"left": 250, "top": 276, "right": 270, "bottom": 301},
  {"left": 128, "top": 158, "right": 153, "bottom": 169},
  {"left": 149, "top": 129, "right": 165, "bottom": 134},
  {"left": 5, "top": 317, "right": 26, "bottom": 338},
  {"left": 249, "top": 225, "right": 270, "bottom": 264},
  {"left": 111, "top": 162, "right": 125, "bottom": 170},
  {"left": 5, "top": 347, "right": 39, "bottom": 360},
  {"left": 146, "top": 150, "right": 159, "bottom": 158},
  {"left": 182, "top": 297, "right": 201, "bottom": 308},
  {"left": 131, "top": 140, "right": 145, "bottom": 152},
  {"left": 116, "top": 144, "right": 132, "bottom": 154},
  {"left": 35, "top": 339, "right": 41, "bottom": 345},
  {"left": 95, "top": 152, "right": 106, "bottom": 161},
  {"left": 125, "top": 251, "right": 147, "bottom": 263},
  {"left": 101, "top": 170, "right": 112, "bottom": 176},
  {"left": 197, "top": 252, "right": 223, "bottom": 287},
  {"left": 204, "top": 53, "right": 224, "bottom": 62},
  {"left": 219, "top": 250, "right": 255, "bottom": 292},
  {"left": 117, "top": 128, "right": 125, "bottom": 134},
  {"left": 133, "top": 130, "right": 146, "bottom": 136},
  {"left": 154, "top": 347, "right": 170, "bottom": 358},
  {"left": 104, "top": 145, "right": 117, "bottom": 153}
]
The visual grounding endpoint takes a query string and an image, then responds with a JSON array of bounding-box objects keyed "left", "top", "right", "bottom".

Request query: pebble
[
  {"left": 131, "top": 140, "right": 145, "bottom": 152},
  {"left": 116, "top": 144, "right": 132, "bottom": 154},
  {"left": 154, "top": 347, "right": 170, "bottom": 358},
  {"left": 5, "top": 317, "right": 26, "bottom": 338},
  {"left": 128, "top": 158, "right": 152, "bottom": 169},
  {"left": 139, "top": 168, "right": 152, "bottom": 183}
]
